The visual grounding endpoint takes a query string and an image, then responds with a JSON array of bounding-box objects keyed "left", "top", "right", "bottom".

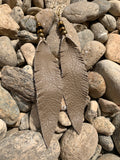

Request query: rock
[
  {"left": 94, "top": 60, "right": 120, "bottom": 106},
  {"left": 0, "top": 0, "right": 2, "bottom": 4},
  {"left": 117, "top": 17, "right": 120, "bottom": 30},
  {"left": 17, "top": 49, "right": 26, "bottom": 66},
  {"left": 0, "top": 4, "right": 12, "bottom": 14},
  {"left": 1, "top": 66, "right": 35, "bottom": 102},
  {"left": 10, "top": 6, "right": 24, "bottom": 24},
  {"left": 90, "top": 144, "right": 102, "bottom": 160},
  {"left": 33, "top": 0, "right": 44, "bottom": 8},
  {"left": 17, "top": 30, "right": 38, "bottom": 43},
  {"left": 36, "top": 9, "right": 55, "bottom": 36},
  {"left": 11, "top": 39, "right": 19, "bottom": 50},
  {"left": 99, "top": 135, "right": 114, "bottom": 151},
  {"left": 99, "top": 14, "right": 116, "bottom": 32},
  {"left": 6, "top": 128, "right": 19, "bottom": 137},
  {"left": 60, "top": 123, "right": 98, "bottom": 160},
  {"left": 22, "top": 0, "right": 31, "bottom": 13},
  {"left": 0, "top": 36, "right": 17, "bottom": 67},
  {"left": 105, "top": 34, "right": 120, "bottom": 64},
  {"left": 97, "top": 154, "right": 120, "bottom": 160},
  {"left": 98, "top": 98, "right": 120, "bottom": 116},
  {"left": 0, "top": 130, "right": 60, "bottom": 160},
  {"left": 55, "top": 122, "right": 67, "bottom": 134},
  {"left": 0, "top": 12, "right": 20, "bottom": 39},
  {"left": 23, "top": 65, "right": 33, "bottom": 76},
  {"left": 20, "top": 43, "right": 35, "bottom": 66},
  {"left": 71, "top": 0, "right": 87, "bottom": 3},
  {"left": 109, "top": 0, "right": 120, "bottom": 17},
  {"left": 82, "top": 41, "right": 106, "bottom": 70},
  {"left": 85, "top": 100, "right": 101, "bottom": 123},
  {"left": 62, "top": 2, "right": 99, "bottom": 23},
  {"left": 19, "top": 113, "right": 29, "bottom": 130},
  {"left": 88, "top": 71, "right": 106, "bottom": 98},
  {"left": 90, "top": 22, "right": 108, "bottom": 43},
  {"left": 0, "top": 84, "right": 20, "bottom": 125},
  {"left": 92, "top": 116, "right": 115, "bottom": 136},
  {"left": 14, "top": 113, "right": 26, "bottom": 127},
  {"left": 2, "top": 0, "right": 17, "bottom": 8},
  {"left": 27, "top": 7, "right": 42, "bottom": 15},
  {"left": 58, "top": 111, "right": 71, "bottom": 127},
  {"left": 61, "top": 98, "right": 67, "bottom": 111},
  {"left": 93, "top": 0, "right": 111, "bottom": 17},
  {"left": 16, "top": 0, "right": 23, "bottom": 7},
  {"left": 0, "top": 119, "right": 7, "bottom": 140},
  {"left": 74, "top": 23, "right": 88, "bottom": 32},
  {"left": 78, "top": 29, "right": 94, "bottom": 49},
  {"left": 20, "top": 15, "right": 36, "bottom": 33}
]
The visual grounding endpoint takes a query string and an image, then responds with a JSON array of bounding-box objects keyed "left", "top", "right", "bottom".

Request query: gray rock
[
  {"left": 58, "top": 111, "right": 71, "bottom": 127},
  {"left": 78, "top": 29, "right": 94, "bottom": 49},
  {"left": 74, "top": 23, "right": 88, "bottom": 32},
  {"left": 60, "top": 123, "right": 98, "bottom": 160},
  {"left": 82, "top": 41, "right": 106, "bottom": 70},
  {"left": 1, "top": 66, "right": 35, "bottom": 102},
  {"left": 99, "top": 14, "right": 116, "bottom": 32},
  {"left": 22, "top": 0, "right": 31, "bottom": 13},
  {"left": 17, "top": 49, "right": 26, "bottom": 66},
  {"left": 20, "top": 15, "right": 36, "bottom": 33},
  {"left": 62, "top": 1, "right": 99, "bottom": 23},
  {"left": 23, "top": 65, "right": 33, "bottom": 76},
  {"left": 70, "top": 0, "right": 87, "bottom": 3},
  {"left": 90, "top": 144, "right": 102, "bottom": 160},
  {"left": 27, "top": 7, "right": 42, "bottom": 15},
  {"left": 0, "top": 36, "right": 17, "bottom": 67},
  {"left": 94, "top": 60, "right": 120, "bottom": 106},
  {"left": 11, "top": 6, "right": 24, "bottom": 24},
  {"left": 90, "top": 22, "right": 108, "bottom": 43},
  {"left": 97, "top": 154, "right": 120, "bottom": 160},
  {"left": 0, "top": 119, "right": 7, "bottom": 140},
  {"left": 109, "top": 0, "right": 120, "bottom": 17},
  {"left": 32, "top": 0, "right": 44, "bottom": 8},
  {"left": 99, "top": 135, "right": 114, "bottom": 151},
  {"left": 19, "top": 113, "right": 29, "bottom": 130},
  {"left": 0, "top": 130, "right": 60, "bottom": 160},
  {"left": 0, "top": 84, "right": 20, "bottom": 125}
]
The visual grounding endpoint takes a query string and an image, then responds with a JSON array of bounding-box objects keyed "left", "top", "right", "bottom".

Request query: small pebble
[
  {"left": 14, "top": 113, "right": 26, "bottom": 127},
  {"left": 19, "top": 113, "right": 29, "bottom": 130},
  {"left": 0, "top": 119, "right": 7, "bottom": 141},
  {"left": 58, "top": 111, "right": 71, "bottom": 127},
  {"left": 97, "top": 154, "right": 120, "bottom": 160},
  {"left": 109, "top": 0, "right": 120, "bottom": 16}
]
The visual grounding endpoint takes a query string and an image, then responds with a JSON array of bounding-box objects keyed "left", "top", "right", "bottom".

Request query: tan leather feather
[
  {"left": 33, "top": 40, "right": 63, "bottom": 147},
  {"left": 60, "top": 36, "right": 89, "bottom": 134}
]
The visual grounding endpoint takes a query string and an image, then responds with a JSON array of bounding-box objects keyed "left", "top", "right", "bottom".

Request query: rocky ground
[{"left": 0, "top": 0, "right": 120, "bottom": 160}]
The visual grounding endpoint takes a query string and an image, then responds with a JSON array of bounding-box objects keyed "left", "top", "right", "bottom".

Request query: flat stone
[
  {"left": 105, "top": 34, "right": 120, "bottom": 64},
  {"left": 88, "top": 71, "right": 106, "bottom": 98},
  {"left": 109, "top": 0, "right": 120, "bottom": 16},
  {"left": 20, "top": 43, "right": 35, "bottom": 66},
  {"left": 1, "top": 66, "right": 35, "bottom": 102},
  {"left": 60, "top": 123, "right": 98, "bottom": 160},
  {"left": 19, "top": 113, "right": 29, "bottom": 130},
  {"left": 90, "top": 22, "right": 108, "bottom": 43},
  {"left": 58, "top": 111, "right": 71, "bottom": 127},
  {"left": 62, "top": 2, "right": 99, "bottom": 23},
  {"left": 82, "top": 41, "right": 106, "bottom": 70},
  {"left": 17, "top": 49, "right": 26, "bottom": 66},
  {"left": 99, "top": 135, "right": 114, "bottom": 151},
  {"left": 98, "top": 98, "right": 120, "bottom": 116},
  {"left": 0, "top": 130, "right": 60, "bottom": 160},
  {"left": 27, "top": 7, "right": 42, "bottom": 15},
  {"left": 0, "top": 4, "right": 12, "bottom": 14},
  {"left": 0, "top": 119, "right": 7, "bottom": 140},
  {"left": 78, "top": 29, "right": 94, "bottom": 49},
  {"left": 32, "top": 0, "right": 44, "bottom": 8},
  {"left": 92, "top": 116, "right": 115, "bottom": 136},
  {"left": 94, "top": 60, "right": 120, "bottom": 106},
  {"left": 99, "top": 14, "right": 116, "bottom": 32},
  {"left": 0, "top": 84, "right": 20, "bottom": 125},
  {"left": 22, "top": 0, "right": 31, "bottom": 13},
  {"left": 0, "top": 36, "right": 17, "bottom": 67},
  {"left": 97, "top": 154, "right": 120, "bottom": 160}
]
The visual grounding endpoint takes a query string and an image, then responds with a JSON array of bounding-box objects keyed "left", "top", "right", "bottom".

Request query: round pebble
[{"left": 0, "top": 119, "right": 7, "bottom": 141}]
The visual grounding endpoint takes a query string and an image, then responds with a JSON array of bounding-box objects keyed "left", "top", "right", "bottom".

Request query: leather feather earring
[{"left": 33, "top": 18, "right": 63, "bottom": 147}]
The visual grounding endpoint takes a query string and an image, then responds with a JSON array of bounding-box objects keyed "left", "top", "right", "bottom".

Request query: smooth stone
[
  {"left": 22, "top": 0, "right": 31, "bottom": 13},
  {"left": 85, "top": 100, "right": 101, "bottom": 123},
  {"left": 20, "top": 15, "right": 36, "bottom": 33},
  {"left": 90, "top": 22, "right": 108, "bottom": 43},
  {"left": 2, "top": 0, "right": 17, "bottom": 8},
  {"left": 58, "top": 111, "right": 71, "bottom": 127},
  {"left": 17, "top": 49, "right": 26, "bottom": 66},
  {"left": 0, "top": 4, "right": 12, "bottom": 14},
  {"left": 17, "top": 30, "right": 38, "bottom": 43},
  {"left": 27, "top": 7, "right": 42, "bottom": 15},
  {"left": 62, "top": 2, "right": 99, "bottom": 23},
  {"left": 93, "top": 0, "right": 111, "bottom": 17},
  {"left": 117, "top": 17, "right": 120, "bottom": 30},
  {"left": 60, "top": 123, "right": 98, "bottom": 160},
  {"left": 0, "top": 84, "right": 20, "bottom": 125},
  {"left": 82, "top": 41, "right": 106, "bottom": 70},
  {"left": 94, "top": 60, "right": 120, "bottom": 106},
  {"left": 0, "top": 130, "right": 60, "bottom": 160},
  {"left": 0, "top": 119, "right": 7, "bottom": 140},
  {"left": 0, "top": 36, "right": 17, "bottom": 67},
  {"left": 92, "top": 116, "right": 115, "bottom": 136},
  {"left": 78, "top": 29, "right": 94, "bottom": 49},
  {"left": 99, "top": 98, "right": 120, "bottom": 116},
  {"left": 99, "top": 135, "right": 114, "bottom": 151},
  {"left": 109, "top": 1, "right": 120, "bottom": 16},
  {"left": 10, "top": 6, "right": 24, "bottom": 24},
  {"left": 55, "top": 122, "right": 67, "bottom": 134},
  {"left": 88, "top": 71, "right": 106, "bottom": 98},
  {"left": 90, "top": 144, "right": 102, "bottom": 160},
  {"left": 32, "top": 0, "right": 44, "bottom": 8},
  {"left": 20, "top": 43, "right": 35, "bottom": 66},
  {"left": 36, "top": 9, "right": 55, "bottom": 36},
  {"left": 105, "top": 34, "right": 120, "bottom": 64},
  {"left": 23, "top": 65, "right": 33, "bottom": 76},
  {"left": 19, "top": 113, "right": 29, "bottom": 130},
  {"left": 97, "top": 154, "right": 120, "bottom": 160},
  {"left": 99, "top": 14, "right": 116, "bottom": 32},
  {"left": 0, "top": 11, "right": 20, "bottom": 39},
  {"left": 1, "top": 66, "right": 35, "bottom": 102}
]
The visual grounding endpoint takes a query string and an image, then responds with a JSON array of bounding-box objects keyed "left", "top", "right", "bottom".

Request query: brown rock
[
  {"left": 97, "top": 154, "right": 120, "bottom": 160},
  {"left": 22, "top": 0, "right": 31, "bottom": 13},
  {"left": 88, "top": 71, "right": 106, "bottom": 98},
  {"left": 58, "top": 111, "right": 71, "bottom": 127},
  {"left": 14, "top": 113, "right": 26, "bottom": 127},
  {"left": 19, "top": 113, "right": 29, "bottom": 130},
  {"left": 106, "top": 34, "right": 120, "bottom": 64},
  {"left": 0, "top": 4, "right": 12, "bottom": 14},
  {"left": 60, "top": 123, "right": 98, "bottom": 160},
  {"left": 109, "top": 0, "right": 120, "bottom": 16},
  {"left": 33, "top": 0, "right": 44, "bottom": 8},
  {"left": 61, "top": 98, "right": 67, "bottom": 111},
  {"left": 27, "top": 7, "right": 41, "bottom": 15},
  {"left": 55, "top": 122, "right": 67, "bottom": 134},
  {"left": 117, "top": 17, "right": 120, "bottom": 30},
  {"left": 2, "top": 0, "right": 17, "bottom": 8}
]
